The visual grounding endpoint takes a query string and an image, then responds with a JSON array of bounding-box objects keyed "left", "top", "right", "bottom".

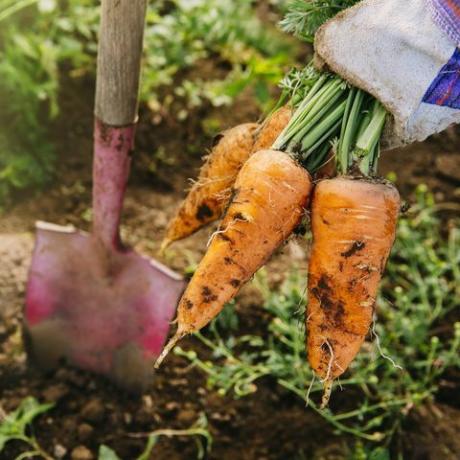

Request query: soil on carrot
[{"left": 0, "top": 74, "right": 459, "bottom": 460}]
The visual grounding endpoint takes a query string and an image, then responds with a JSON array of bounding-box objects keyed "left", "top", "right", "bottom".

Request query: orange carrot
[
  {"left": 156, "top": 149, "right": 312, "bottom": 366},
  {"left": 307, "top": 177, "right": 400, "bottom": 386},
  {"left": 162, "top": 123, "right": 258, "bottom": 249},
  {"left": 162, "top": 107, "right": 292, "bottom": 250},
  {"left": 253, "top": 105, "right": 292, "bottom": 152}
]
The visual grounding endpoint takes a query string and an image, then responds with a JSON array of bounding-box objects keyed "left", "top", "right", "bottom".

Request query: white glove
[{"left": 315, "top": 0, "right": 460, "bottom": 149}]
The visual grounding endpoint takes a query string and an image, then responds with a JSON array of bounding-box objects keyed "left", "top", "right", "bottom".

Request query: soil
[{"left": 1, "top": 70, "right": 460, "bottom": 460}]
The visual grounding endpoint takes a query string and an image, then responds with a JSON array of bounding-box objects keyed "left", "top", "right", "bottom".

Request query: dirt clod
[
  {"left": 81, "top": 399, "right": 105, "bottom": 423},
  {"left": 77, "top": 423, "right": 94, "bottom": 442},
  {"left": 42, "top": 383, "right": 69, "bottom": 402},
  {"left": 71, "top": 445, "right": 94, "bottom": 460},
  {"left": 54, "top": 444, "right": 67, "bottom": 458},
  {"left": 177, "top": 408, "right": 197, "bottom": 424}
]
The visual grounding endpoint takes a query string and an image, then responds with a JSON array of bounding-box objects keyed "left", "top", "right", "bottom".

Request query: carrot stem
[
  {"left": 303, "top": 118, "right": 341, "bottom": 159},
  {"left": 288, "top": 82, "right": 346, "bottom": 149},
  {"left": 337, "top": 88, "right": 365, "bottom": 174},
  {"left": 354, "top": 100, "right": 387, "bottom": 175},
  {"left": 272, "top": 64, "right": 388, "bottom": 177},
  {"left": 273, "top": 74, "right": 330, "bottom": 149},
  {"left": 300, "top": 99, "right": 347, "bottom": 151}
]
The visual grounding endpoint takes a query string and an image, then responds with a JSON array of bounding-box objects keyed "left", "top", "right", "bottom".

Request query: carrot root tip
[
  {"left": 159, "top": 238, "right": 172, "bottom": 255},
  {"left": 154, "top": 331, "right": 186, "bottom": 369},
  {"left": 320, "top": 379, "right": 333, "bottom": 409}
]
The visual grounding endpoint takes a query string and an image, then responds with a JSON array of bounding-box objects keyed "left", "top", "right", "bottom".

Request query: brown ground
[{"left": 0, "top": 73, "right": 459, "bottom": 460}]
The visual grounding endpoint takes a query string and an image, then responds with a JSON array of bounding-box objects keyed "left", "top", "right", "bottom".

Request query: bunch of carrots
[{"left": 155, "top": 2, "right": 401, "bottom": 406}]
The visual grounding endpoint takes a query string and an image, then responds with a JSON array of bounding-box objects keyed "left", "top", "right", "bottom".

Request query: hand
[{"left": 314, "top": 0, "right": 460, "bottom": 149}]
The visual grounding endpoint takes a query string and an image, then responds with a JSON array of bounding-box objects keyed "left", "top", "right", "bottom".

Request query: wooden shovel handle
[{"left": 95, "top": 0, "right": 148, "bottom": 126}]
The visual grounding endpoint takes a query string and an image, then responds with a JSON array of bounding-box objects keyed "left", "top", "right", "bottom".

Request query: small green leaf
[
  {"left": 0, "top": 397, "right": 53, "bottom": 453},
  {"left": 98, "top": 445, "right": 122, "bottom": 460}
]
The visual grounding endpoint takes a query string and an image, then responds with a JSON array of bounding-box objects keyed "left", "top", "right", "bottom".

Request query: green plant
[
  {"left": 279, "top": 0, "right": 360, "bottom": 42},
  {"left": 0, "top": 0, "right": 98, "bottom": 205},
  {"left": 98, "top": 413, "right": 212, "bottom": 460},
  {"left": 0, "top": 397, "right": 54, "bottom": 459},
  {"left": 176, "top": 186, "right": 460, "bottom": 451},
  {"left": 0, "top": 0, "right": 294, "bottom": 205},
  {"left": 1, "top": 398, "right": 212, "bottom": 460},
  {"left": 142, "top": 0, "right": 294, "bottom": 115}
]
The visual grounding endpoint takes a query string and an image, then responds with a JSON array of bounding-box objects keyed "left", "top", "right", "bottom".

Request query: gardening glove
[{"left": 314, "top": 0, "right": 460, "bottom": 149}]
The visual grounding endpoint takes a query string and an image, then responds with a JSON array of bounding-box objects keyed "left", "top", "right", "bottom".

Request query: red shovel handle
[{"left": 92, "top": 0, "right": 148, "bottom": 248}]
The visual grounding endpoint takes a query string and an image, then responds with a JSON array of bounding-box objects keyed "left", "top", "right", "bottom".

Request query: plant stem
[
  {"left": 289, "top": 89, "right": 345, "bottom": 152},
  {"left": 354, "top": 99, "right": 387, "bottom": 175},
  {"left": 273, "top": 73, "right": 329, "bottom": 150},
  {"left": 300, "top": 98, "right": 347, "bottom": 151},
  {"left": 303, "top": 118, "right": 341, "bottom": 159},
  {"left": 288, "top": 79, "right": 345, "bottom": 147},
  {"left": 337, "top": 88, "right": 365, "bottom": 174}
]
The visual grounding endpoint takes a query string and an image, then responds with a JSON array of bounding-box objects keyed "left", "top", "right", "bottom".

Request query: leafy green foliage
[
  {"left": 142, "top": 0, "right": 293, "bottom": 114},
  {"left": 0, "top": 397, "right": 53, "bottom": 459},
  {"left": 0, "top": 0, "right": 293, "bottom": 205},
  {"left": 0, "top": 0, "right": 98, "bottom": 205},
  {"left": 279, "top": 0, "right": 360, "bottom": 42},
  {"left": 176, "top": 186, "right": 460, "bottom": 452},
  {"left": 98, "top": 445, "right": 121, "bottom": 460}
]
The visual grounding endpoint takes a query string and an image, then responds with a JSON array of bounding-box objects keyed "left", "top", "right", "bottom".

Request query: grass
[{"left": 175, "top": 185, "right": 460, "bottom": 456}]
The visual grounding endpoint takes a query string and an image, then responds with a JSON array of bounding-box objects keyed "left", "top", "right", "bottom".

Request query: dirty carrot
[
  {"left": 305, "top": 90, "right": 399, "bottom": 406},
  {"left": 155, "top": 149, "right": 312, "bottom": 367},
  {"left": 161, "top": 123, "right": 258, "bottom": 250},
  {"left": 162, "top": 106, "right": 294, "bottom": 250},
  {"left": 156, "top": 69, "right": 350, "bottom": 367},
  {"left": 252, "top": 105, "right": 292, "bottom": 152},
  {"left": 307, "top": 177, "right": 400, "bottom": 382},
  {"left": 266, "top": 67, "right": 398, "bottom": 404}
]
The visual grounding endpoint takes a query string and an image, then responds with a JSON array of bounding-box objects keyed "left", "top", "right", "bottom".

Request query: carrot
[
  {"left": 161, "top": 123, "right": 258, "bottom": 250},
  {"left": 155, "top": 149, "right": 312, "bottom": 366},
  {"left": 293, "top": 87, "right": 398, "bottom": 406},
  {"left": 162, "top": 107, "right": 293, "bottom": 250},
  {"left": 307, "top": 177, "right": 400, "bottom": 384},
  {"left": 253, "top": 105, "right": 292, "bottom": 152},
  {"left": 271, "top": 74, "right": 397, "bottom": 404}
]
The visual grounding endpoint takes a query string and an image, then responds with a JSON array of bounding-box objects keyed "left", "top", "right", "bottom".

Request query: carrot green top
[
  {"left": 272, "top": 66, "right": 387, "bottom": 177},
  {"left": 272, "top": 0, "right": 388, "bottom": 177}
]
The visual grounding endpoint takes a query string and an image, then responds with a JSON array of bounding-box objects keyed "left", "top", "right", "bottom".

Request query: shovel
[{"left": 23, "top": 0, "right": 185, "bottom": 393}]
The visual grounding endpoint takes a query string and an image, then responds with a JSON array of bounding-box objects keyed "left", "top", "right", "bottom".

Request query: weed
[
  {"left": 99, "top": 413, "right": 212, "bottom": 460},
  {"left": 142, "top": 0, "right": 294, "bottom": 115},
  {"left": 0, "top": 397, "right": 54, "bottom": 459},
  {"left": 176, "top": 186, "right": 460, "bottom": 449},
  {"left": 0, "top": 398, "right": 212, "bottom": 460}
]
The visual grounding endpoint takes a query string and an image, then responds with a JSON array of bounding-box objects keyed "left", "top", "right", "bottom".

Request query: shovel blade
[{"left": 24, "top": 222, "right": 184, "bottom": 392}]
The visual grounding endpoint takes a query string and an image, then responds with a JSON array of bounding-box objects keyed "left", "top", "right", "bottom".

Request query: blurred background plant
[
  {"left": 0, "top": 0, "right": 295, "bottom": 206},
  {"left": 0, "top": 397, "right": 212, "bottom": 459},
  {"left": 175, "top": 186, "right": 460, "bottom": 457}
]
